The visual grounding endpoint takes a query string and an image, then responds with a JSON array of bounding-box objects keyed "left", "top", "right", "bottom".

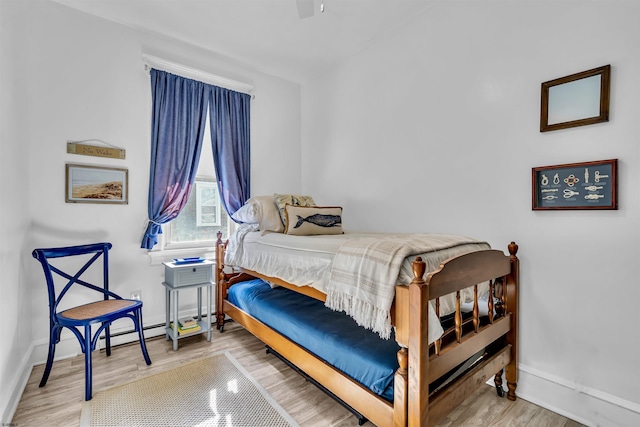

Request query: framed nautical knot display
[
  {"left": 540, "top": 65, "right": 610, "bottom": 132},
  {"left": 65, "top": 163, "right": 128, "bottom": 204},
  {"left": 532, "top": 159, "right": 617, "bottom": 210}
]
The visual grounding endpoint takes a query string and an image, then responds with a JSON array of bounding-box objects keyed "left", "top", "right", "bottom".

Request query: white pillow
[
  {"left": 251, "top": 195, "right": 285, "bottom": 233},
  {"left": 231, "top": 200, "right": 260, "bottom": 223}
]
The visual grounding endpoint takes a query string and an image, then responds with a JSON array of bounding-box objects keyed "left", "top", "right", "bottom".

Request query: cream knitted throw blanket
[{"left": 326, "top": 234, "right": 489, "bottom": 340}]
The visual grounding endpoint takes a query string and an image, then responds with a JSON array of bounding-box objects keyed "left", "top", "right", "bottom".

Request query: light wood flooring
[{"left": 12, "top": 322, "right": 585, "bottom": 427}]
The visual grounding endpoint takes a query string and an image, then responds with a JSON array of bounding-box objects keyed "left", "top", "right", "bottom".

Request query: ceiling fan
[{"left": 296, "top": 0, "right": 325, "bottom": 19}]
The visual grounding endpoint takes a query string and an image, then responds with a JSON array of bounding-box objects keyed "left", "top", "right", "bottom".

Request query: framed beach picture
[{"left": 65, "top": 163, "right": 128, "bottom": 204}]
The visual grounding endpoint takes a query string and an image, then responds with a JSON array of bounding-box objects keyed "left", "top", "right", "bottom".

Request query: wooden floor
[{"left": 13, "top": 322, "right": 584, "bottom": 427}]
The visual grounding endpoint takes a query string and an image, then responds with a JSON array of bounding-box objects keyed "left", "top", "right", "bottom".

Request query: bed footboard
[
  {"left": 215, "top": 235, "right": 519, "bottom": 427},
  {"left": 394, "top": 242, "right": 519, "bottom": 426}
]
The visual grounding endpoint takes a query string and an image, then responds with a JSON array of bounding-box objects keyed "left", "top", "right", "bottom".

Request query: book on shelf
[
  {"left": 178, "top": 317, "right": 198, "bottom": 329},
  {"left": 170, "top": 322, "right": 202, "bottom": 336}
]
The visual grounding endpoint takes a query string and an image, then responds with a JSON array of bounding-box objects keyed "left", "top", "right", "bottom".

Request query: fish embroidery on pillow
[{"left": 294, "top": 213, "right": 341, "bottom": 229}]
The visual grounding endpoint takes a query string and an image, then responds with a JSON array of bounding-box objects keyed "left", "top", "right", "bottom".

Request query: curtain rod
[{"left": 142, "top": 54, "right": 254, "bottom": 97}]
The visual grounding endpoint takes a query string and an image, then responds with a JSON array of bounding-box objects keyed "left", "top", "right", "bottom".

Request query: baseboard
[{"left": 517, "top": 363, "right": 640, "bottom": 427}]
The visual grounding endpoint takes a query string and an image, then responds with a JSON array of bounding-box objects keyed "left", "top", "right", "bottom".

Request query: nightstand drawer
[{"left": 164, "top": 260, "right": 213, "bottom": 287}]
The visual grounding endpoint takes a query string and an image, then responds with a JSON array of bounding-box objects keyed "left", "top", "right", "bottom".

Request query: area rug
[{"left": 80, "top": 351, "right": 300, "bottom": 427}]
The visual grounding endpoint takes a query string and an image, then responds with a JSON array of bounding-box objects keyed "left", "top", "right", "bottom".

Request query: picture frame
[
  {"left": 540, "top": 64, "right": 610, "bottom": 132},
  {"left": 532, "top": 159, "right": 617, "bottom": 210},
  {"left": 65, "top": 163, "right": 128, "bottom": 204}
]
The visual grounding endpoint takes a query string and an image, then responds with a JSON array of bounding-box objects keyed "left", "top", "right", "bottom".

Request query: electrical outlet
[{"left": 130, "top": 290, "right": 142, "bottom": 301}]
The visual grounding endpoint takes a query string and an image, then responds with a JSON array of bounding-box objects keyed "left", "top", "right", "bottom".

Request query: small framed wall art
[
  {"left": 532, "top": 159, "right": 617, "bottom": 210},
  {"left": 65, "top": 163, "right": 128, "bottom": 204},
  {"left": 540, "top": 65, "right": 610, "bottom": 132}
]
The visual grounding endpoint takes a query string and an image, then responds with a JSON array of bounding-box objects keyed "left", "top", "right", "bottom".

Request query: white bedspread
[{"left": 225, "top": 225, "right": 490, "bottom": 342}]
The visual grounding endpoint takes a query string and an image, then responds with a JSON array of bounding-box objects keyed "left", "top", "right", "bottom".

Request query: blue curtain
[
  {"left": 209, "top": 86, "right": 251, "bottom": 217},
  {"left": 140, "top": 70, "right": 209, "bottom": 249},
  {"left": 141, "top": 69, "right": 252, "bottom": 250}
]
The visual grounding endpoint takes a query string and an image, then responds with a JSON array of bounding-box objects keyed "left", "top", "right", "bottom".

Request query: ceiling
[{"left": 52, "top": 0, "right": 436, "bottom": 84}]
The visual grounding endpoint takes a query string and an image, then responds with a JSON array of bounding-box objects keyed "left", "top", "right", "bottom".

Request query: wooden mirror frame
[{"left": 540, "top": 64, "right": 610, "bottom": 132}]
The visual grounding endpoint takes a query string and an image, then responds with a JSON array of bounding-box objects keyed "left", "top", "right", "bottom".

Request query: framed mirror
[{"left": 540, "top": 64, "right": 610, "bottom": 132}]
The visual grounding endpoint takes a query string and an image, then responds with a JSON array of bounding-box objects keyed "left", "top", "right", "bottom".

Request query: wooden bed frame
[{"left": 215, "top": 238, "right": 519, "bottom": 427}]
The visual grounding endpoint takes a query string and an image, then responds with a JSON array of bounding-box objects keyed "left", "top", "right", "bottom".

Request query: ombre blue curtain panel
[
  {"left": 209, "top": 87, "right": 251, "bottom": 217},
  {"left": 140, "top": 70, "right": 208, "bottom": 249},
  {"left": 141, "top": 69, "right": 251, "bottom": 250}
]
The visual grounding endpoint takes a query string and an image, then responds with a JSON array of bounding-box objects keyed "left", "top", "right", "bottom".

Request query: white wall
[
  {"left": 1, "top": 0, "right": 301, "bottom": 420},
  {"left": 0, "top": 0, "right": 34, "bottom": 420},
  {"left": 301, "top": 1, "right": 639, "bottom": 426}
]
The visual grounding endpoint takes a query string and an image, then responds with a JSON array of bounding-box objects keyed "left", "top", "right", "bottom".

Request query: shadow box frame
[
  {"left": 532, "top": 159, "right": 617, "bottom": 210},
  {"left": 65, "top": 163, "right": 129, "bottom": 204},
  {"left": 540, "top": 64, "right": 611, "bottom": 132}
]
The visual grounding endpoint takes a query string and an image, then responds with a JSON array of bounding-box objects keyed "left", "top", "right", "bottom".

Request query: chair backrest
[{"left": 32, "top": 243, "right": 121, "bottom": 318}]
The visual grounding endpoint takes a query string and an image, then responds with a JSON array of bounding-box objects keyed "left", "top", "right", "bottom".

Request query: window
[{"left": 142, "top": 68, "right": 250, "bottom": 255}]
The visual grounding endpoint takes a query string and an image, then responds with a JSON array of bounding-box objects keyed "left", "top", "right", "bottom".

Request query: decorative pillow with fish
[
  {"left": 284, "top": 205, "right": 343, "bottom": 236},
  {"left": 274, "top": 193, "right": 316, "bottom": 227}
]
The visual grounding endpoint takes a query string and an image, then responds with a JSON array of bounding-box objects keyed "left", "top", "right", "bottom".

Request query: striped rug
[{"left": 81, "top": 351, "right": 300, "bottom": 427}]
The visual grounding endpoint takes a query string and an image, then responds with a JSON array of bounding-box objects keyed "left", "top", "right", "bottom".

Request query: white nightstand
[{"left": 162, "top": 259, "right": 215, "bottom": 350}]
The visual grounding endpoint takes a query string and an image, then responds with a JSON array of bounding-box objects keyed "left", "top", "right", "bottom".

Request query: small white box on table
[{"left": 164, "top": 259, "right": 214, "bottom": 287}]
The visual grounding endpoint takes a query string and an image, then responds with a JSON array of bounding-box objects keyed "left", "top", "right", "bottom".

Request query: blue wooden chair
[{"left": 32, "top": 242, "right": 152, "bottom": 400}]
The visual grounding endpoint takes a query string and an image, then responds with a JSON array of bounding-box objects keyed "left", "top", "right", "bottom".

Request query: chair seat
[{"left": 60, "top": 299, "right": 139, "bottom": 323}]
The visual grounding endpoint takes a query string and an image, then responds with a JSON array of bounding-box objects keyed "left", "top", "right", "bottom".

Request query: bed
[{"left": 214, "top": 195, "right": 519, "bottom": 426}]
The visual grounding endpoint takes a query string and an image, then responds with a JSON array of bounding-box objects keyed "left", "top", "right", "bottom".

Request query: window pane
[
  {"left": 196, "top": 181, "right": 221, "bottom": 226},
  {"left": 169, "top": 177, "right": 230, "bottom": 245}
]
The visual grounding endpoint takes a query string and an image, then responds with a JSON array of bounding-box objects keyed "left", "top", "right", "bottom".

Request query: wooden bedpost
[
  {"left": 407, "top": 256, "right": 429, "bottom": 427},
  {"left": 393, "top": 347, "right": 409, "bottom": 427},
  {"left": 394, "top": 275, "right": 411, "bottom": 426},
  {"left": 505, "top": 241, "right": 519, "bottom": 401},
  {"left": 215, "top": 231, "right": 227, "bottom": 330}
]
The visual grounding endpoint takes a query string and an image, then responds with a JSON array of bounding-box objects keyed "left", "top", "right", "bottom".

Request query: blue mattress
[{"left": 227, "top": 279, "right": 401, "bottom": 401}]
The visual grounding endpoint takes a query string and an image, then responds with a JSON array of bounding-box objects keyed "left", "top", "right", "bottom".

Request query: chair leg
[
  {"left": 104, "top": 322, "right": 111, "bottom": 357},
  {"left": 84, "top": 325, "right": 93, "bottom": 401},
  {"left": 39, "top": 326, "right": 60, "bottom": 388},
  {"left": 135, "top": 309, "right": 152, "bottom": 365}
]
